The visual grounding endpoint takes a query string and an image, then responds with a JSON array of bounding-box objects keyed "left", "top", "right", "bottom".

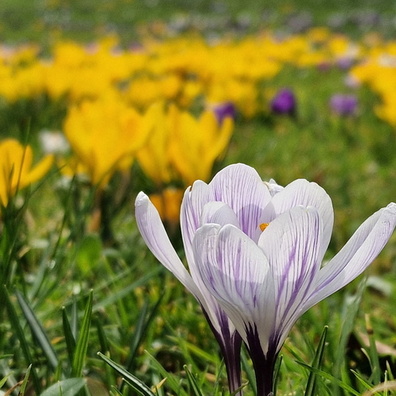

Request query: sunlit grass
[{"left": 0, "top": 2, "right": 396, "bottom": 395}]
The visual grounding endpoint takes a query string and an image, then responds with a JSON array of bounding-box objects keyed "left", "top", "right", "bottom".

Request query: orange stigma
[{"left": 259, "top": 223, "right": 269, "bottom": 231}]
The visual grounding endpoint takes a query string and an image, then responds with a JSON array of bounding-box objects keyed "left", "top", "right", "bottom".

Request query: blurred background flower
[
  {"left": 270, "top": 88, "right": 297, "bottom": 116},
  {"left": 0, "top": 139, "right": 53, "bottom": 207},
  {"left": 329, "top": 94, "right": 358, "bottom": 116}
]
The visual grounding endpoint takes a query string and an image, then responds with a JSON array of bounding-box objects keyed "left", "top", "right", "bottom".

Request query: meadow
[{"left": 1, "top": 1, "right": 396, "bottom": 395}]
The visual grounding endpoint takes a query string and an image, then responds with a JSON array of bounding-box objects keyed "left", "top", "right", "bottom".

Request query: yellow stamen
[{"left": 259, "top": 223, "right": 269, "bottom": 231}]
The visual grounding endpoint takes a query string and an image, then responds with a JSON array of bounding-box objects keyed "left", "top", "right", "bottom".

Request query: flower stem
[{"left": 246, "top": 325, "right": 278, "bottom": 396}]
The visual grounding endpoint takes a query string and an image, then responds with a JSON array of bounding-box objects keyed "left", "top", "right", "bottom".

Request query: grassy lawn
[
  {"left": 0, "top": 1, "right": 396, "bottom": 396},
  {"left": 1, "top": 0, "right": 396, "bottom": 43}
]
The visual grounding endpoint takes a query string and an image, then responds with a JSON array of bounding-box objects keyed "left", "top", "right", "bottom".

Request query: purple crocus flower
[
  {"left": 209, "top": 101, "right": 236, "bottom": 125},
  {"left": 137, "top": 163, "right": 396, "bottom": 396},
  {"left": 330, "top": 94, "right": 358, "bottom": 116},
  {"left": 270, "top": 88, "right": 296, "bottom": 116}
]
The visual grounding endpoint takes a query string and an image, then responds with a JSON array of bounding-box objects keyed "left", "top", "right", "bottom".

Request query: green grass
[
  {"left": 1, "top": 2, "right": 396, "bottom": 396},
  {"left": 1, "top": 0, "right": 396, "bottom": 44}
]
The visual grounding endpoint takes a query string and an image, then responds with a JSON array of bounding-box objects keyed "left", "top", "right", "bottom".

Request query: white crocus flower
[{"left": 136, "top": 163, "right": 396, "bottom": 396}]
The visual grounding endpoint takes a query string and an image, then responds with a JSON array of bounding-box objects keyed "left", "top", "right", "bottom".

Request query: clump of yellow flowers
[
  {"left": 1, "top": 28, "right": 396, "bottom": 225},
  {"left": 350, "top": 38, "right": 396, "bottom": 126},
  {"left": 0, "top": 29, "right": 364, "bottom": 114},
  {"left": 136, "top": 102, "right": 234, "bottom": 224},
  {"left": 137, "top": 102, "right": 233, "bottom": 186},
  {"left": 63, "top": 95, "right": 150, "bottom": 187}
]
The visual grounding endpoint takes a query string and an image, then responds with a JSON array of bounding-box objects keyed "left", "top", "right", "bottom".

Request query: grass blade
[
  {"left": 126, "top": 294, "right": 164, "bottom": 372},
  {"left": 19, "top": 364, "right": 32, "bottom": 396},
  {"left": 184, "top": 365, "right": 204, "bottom": 396},
  {"left": 98, "top": 352, "right": 156, "bottom": 396},
  {"left": 0, "top": 286, "right": 41, "bottom": 394},
  {"left": 62, "top": 305, "right": 77, "bottom": 366},
  {"left": 304, "top": 325, "right": 328, "bottom": 396},
  {"left": 72, "top": 289, "right": 93, "bottom": 377},
  {"left": 92, "top": 267, "right": 162, "bottom": 311},
  {"left": 15, "top": 290, "right": 59, "bottom": 371},
  {"left": 40, "top": 378, "right": 86, "bottom": 396},
  {"left": 241, "top": 348, "right": 256, "bottom": 396},
  {"left": 144, "top": 350, "right": 186, "bottom": 394},
  {"left": 273, "top": 355, "right": 283, "bottom": 396},
  {"left": 364, "top": 314, "right": 381, "bottom": 384},
  {"left": 297, "top": 362, "right": 360, "bottom": 396},
  {"left": 332, "top": 280, "right": 367, "bottom": 396}
]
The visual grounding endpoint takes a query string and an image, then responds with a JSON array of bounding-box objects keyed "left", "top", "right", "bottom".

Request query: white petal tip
[
  {"left": 386, "top": 202, "right": 396, "bottom": 213},
  {"left": 135, "top": 191, "right": 149, "bottom": 207}
]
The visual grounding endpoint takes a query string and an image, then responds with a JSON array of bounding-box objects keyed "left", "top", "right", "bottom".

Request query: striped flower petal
[{"left": 194, "top": 223, "right": 275, "bottom": 353}]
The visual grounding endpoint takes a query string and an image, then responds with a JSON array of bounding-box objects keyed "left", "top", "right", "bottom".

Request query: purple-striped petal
[
  {"left": 209, "top": 163, "right": 272, "bottom": 239},
  {"left": 200, "top": 201, "right": 241, "bottom": 227},
  {"left": 135, "top": 192, "right": 201, "bottom": 299},
  {"left": 180, "top": 180, "right": 213, "bottom": 265},
  {"left": 264, "top": 179, "right": 333, "bottom": 262},
  {"left": 135, "top": 191, "right": 236, "bottom": 336},
  {"left": 258, "top": 206, "right": 322, "bottom": 346},
  {"left": 304, "top": 202, "right": 396, "bottom": 310},
  {"left": 194, "top": 223, "right": 276, "bottom": 354}
]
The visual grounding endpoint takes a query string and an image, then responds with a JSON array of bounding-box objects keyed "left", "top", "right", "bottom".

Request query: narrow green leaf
[
  {"left": 127, "top": 299, "right": 148, "bottom": 362},
  {"left": 122, "top": 378, "right": 151, "bottom": 396},
  {"left": 273, "top": 355, "right": 283, "bottom": 396},
  {"left": 167, "top": 335, "right": 217, "bottom": 364},
  {"left": 19, "top": 364, "right": 32, "bottom": 396},
  {"left": 241, "top": 348, "right": 256, "bottom": 396},
  {"left": 350, "top": 369, "right": 374, "bottom": 391},
  {"left": 110, "top": 386, "right": 123, "bottom": 395},
  {"left": 364, "top": 314, "right": 381, "bottom": 384},
  {"left": 0, "top": 286, "right": 41, "bottom": 394},
  {"left": 15, "top": 290, "right": 59, "bottom": 371},
  {"left": 0, "top": 374, "right": 10, "bottom": 387},
  {"left": 70, "top": 297, "right": 78, "bottom": 339},
  {"left": 98, "top": 352, "right": 156, "bottom": 396},
  {"left": 95, "top": 313, "right": 109, "bottom": 354},
  {"left": 304, "top": 326, "right": 328, "bottom": 396},
  {"left": 126, "top": 295, "right": 164, "bottom": 372},
  {"left": 92, "top": 267, "right": 162, "bottom": 311},
  {"left": 72, "top": 290, "right": 93, "bottom": 377},
  {"left": 297, "top": 362, "right": 361, "bottom": 396},
  {"left": 184, "top": 365, "right": 204, "bottom": 396},
  {"left": 333, "top": 280, "right": 366, "bottom": 382},
  {"left": 144, "top": 351, "right": 186, "bottom": 394},
  {"left": 40, "top": 378, "right": 86, "bottom": 396},
  {"left": 62, "top": 306, "right": 77, "bottom": 366}
]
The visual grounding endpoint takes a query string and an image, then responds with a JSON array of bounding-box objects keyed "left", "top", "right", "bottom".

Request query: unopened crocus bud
[
  {"left": 270, "top": 88, "right": 296, "bottom": 116},
  {"left": 210, "top": 101, "right": 236, "bottom": 125}
]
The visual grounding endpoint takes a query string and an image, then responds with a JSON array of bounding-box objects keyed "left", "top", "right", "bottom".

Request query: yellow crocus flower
[
  {"left": 63, "top": 97, "right": 149, "bottom": 187},
  {"left": 0, "top": 139, "right": 54, "bottom": 207},
  {"left": 136, "top": 102, "right": 174, "bottom": 185},
  {"left": 137, "top": 103, "right": 233, "bottom": 188},
  {"left": 168, "top": 105, "right": 233, "bottom": 185}
]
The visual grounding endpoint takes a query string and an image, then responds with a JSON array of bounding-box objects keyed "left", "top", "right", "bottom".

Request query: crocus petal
[
  {"left": 258, "top": 206, "right": 322, "bottom": 347},
  {"left": 264, "top": 179, "right": 284, "bottom": 197},
  {"left": 181, "top": 180, "right": 213, "bottom": 265},
  {"left": 265, "top": 179, "right": 333, "bottom": 262},
  {"left": 194, "top": 223, "right": 276, "bottom": 354},
  {"left": 135, "top": 191, "right": 201, "bottom": 299},
  {"left": 23, "top": 154, "right": 54, "bottom": 187},
  {"left": 304, "top": 202, "right": 396, "bottom": 310},
  {"left": 201, "top": 201, "right": 241, "bottom": 227},
  {"left": 209, "top": 163, "right": 272, "bottom": 240},
  {"left": 189, "top": 201, "right": 241, "bottom": 293}
]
